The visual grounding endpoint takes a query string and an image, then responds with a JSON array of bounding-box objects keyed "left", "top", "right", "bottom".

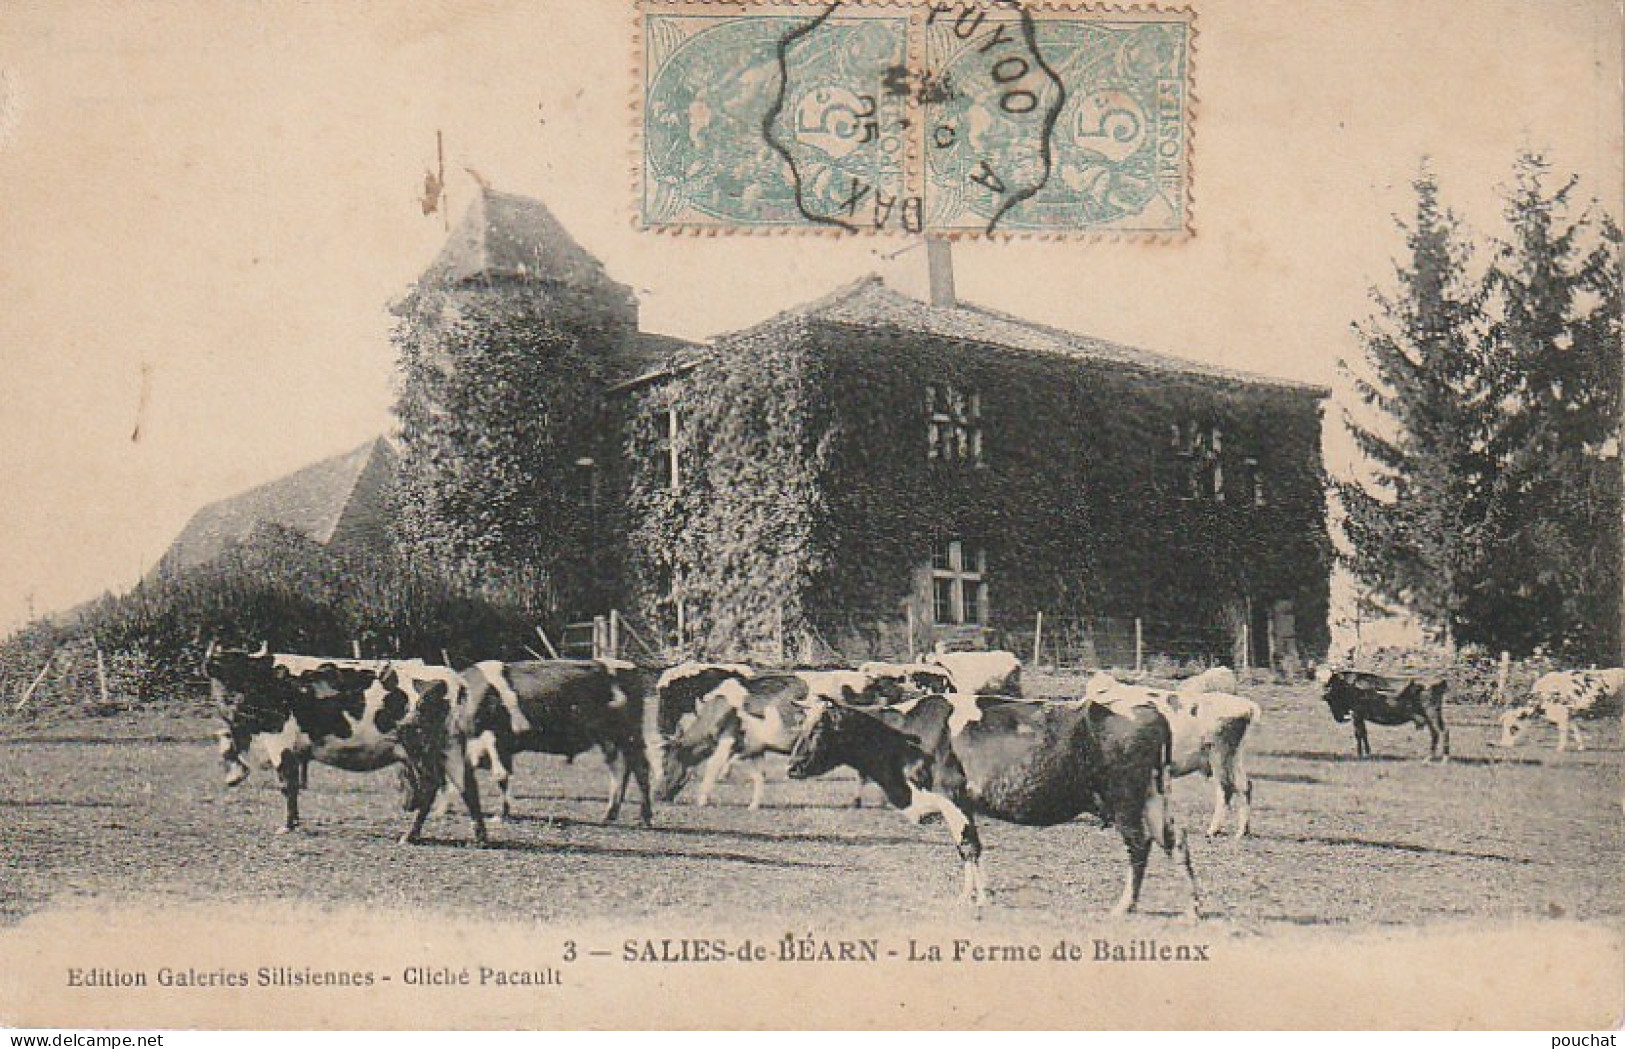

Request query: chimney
[
  {"left": 926, "top": 237, "right": 956, "bottom": 307},
  {"left": 878, "top": 237, "right": 958, "bottom": 307}
]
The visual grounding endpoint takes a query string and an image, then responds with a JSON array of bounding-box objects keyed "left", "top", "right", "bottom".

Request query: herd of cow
[{"left": 204, "top": 645, "right": 1625, "bottom": 922}]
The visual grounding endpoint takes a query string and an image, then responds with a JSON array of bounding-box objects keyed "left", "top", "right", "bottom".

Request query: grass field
[{"left": 1, "top": 680, "right": 1620, "bottom": 930}]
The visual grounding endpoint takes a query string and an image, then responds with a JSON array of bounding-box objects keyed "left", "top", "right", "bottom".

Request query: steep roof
[
  {"left": 156, "top": 438, "right": 397, "bottom": 578},
  {"left": 730, "top": 276, "right": 1328, "bottom": 396},
  {"left": 416, "top": 188, "right": 618, "bottom": 291}
]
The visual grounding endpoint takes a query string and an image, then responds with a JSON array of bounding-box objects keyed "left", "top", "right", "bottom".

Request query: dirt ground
[{"left": 1, "top": 681, "right": 1620, "bottom": 930}]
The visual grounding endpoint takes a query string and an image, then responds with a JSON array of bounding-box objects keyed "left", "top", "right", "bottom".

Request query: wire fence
[{"left": 801, "top": 608, "right": 1243, "bottom": 675}]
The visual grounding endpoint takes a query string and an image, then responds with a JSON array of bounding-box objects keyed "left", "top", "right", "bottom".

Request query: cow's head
[
  {"left": 1492, "top": 705, "right": 1538, "bottom": 748},
  {"left": 206, "top": 647, "right": 290, "bottom": 786},
  {"left": 1321, "top": 674, "right": 1353, "bottom": 723},
  {"left": 656, "top": 681, "right": 747, "bottom": 802},
  {"left": 786, "top": 701, "right": 840, "bottom": 780}
]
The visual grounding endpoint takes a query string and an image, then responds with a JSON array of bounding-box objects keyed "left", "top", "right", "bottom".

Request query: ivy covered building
[{"left": 401, "top": 189, "right": 1332, "bottom": 667}]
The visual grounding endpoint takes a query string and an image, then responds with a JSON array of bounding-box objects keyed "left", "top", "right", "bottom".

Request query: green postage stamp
[{"left": 637, "top": 1, "right": 1194, "bottom": 236}]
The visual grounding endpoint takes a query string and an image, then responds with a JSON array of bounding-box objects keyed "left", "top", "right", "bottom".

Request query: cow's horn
[
  {"left": 252, "top": 640, "right": 269, "bottom": 658},
  {"left": 200, "top": 639, "right": 217, "bottom": 675}
]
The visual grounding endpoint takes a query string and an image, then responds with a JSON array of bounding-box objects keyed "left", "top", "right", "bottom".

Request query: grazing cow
[
  {"left": 207, "top": 649, "right": 486, "bottom": 844},
  {"left": 1494, "top": 669, "right": 1625, "bottom": 752},
  {"left": 653, "top": 662, "right": 758, "bottom": 739},
  {"left": 786, "top": 695, "right": 1201, "bottom": 918},
  {"left": 923, "top": 650, "right": 1022, "bottom": 696},
  {"left": 1319, "top": 669, "right": 1450, "bottom": 760},
  {"left": 654, "top": 665, "right": 893, "bottom": 807},
  {"left": 458, "top": 659, "right": 652, "bottom": 825},
  {"left": 1087, "top": 673, "right": 1260, "bottom": 838},
  {"left": 1179, "top": 666, "right": 1239, "bottom": 695}
]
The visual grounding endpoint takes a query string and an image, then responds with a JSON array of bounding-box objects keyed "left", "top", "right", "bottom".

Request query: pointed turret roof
[{"left": 417, "top": 188, "right": 616, "bottom": 290}]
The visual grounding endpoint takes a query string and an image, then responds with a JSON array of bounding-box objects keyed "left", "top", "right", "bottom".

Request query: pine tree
[
  {"left": 1468, "top": 154, "right": 1623, "bottom": 660},
  {"left": 1335, "top": 168, "right": 1492, "bottom": 650}
]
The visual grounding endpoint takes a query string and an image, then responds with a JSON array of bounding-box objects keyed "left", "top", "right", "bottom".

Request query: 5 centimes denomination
[
  {"left": 638, "top": 1, "right": 912, "bottom": 232},
  {"left": 635, "top": 0, "right": 1194, "bottom": 236}
]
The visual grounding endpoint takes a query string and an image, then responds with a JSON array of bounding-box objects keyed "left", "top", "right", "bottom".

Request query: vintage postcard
[{"left": 0, "top": 0, "right": 1621, "bottom": 1033}]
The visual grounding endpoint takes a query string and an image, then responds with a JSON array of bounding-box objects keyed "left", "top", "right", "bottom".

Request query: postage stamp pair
[{"left": 637, "top": 1, "right": 1194, "bottom": 236}]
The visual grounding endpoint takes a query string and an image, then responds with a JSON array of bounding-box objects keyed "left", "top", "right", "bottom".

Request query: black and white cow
[
  {"left": 207, "top": 649, "right": 486, "bottom": 844},
  {"left": 1494, "top": 669, "right": 1625, "bottom": 752},
  {"left": 1319, "top": 668, "right": 1449, "bottom": 760},
  {"left": 787, "top": 693, "right": 1201, "bottom": 918},
  {"left": 1087, "top": 673, "right": 1261, "bottom": 838},
  {"left": 654, "top": 664, "right": 887, "bottom": 808},
  {"left": 456, "top": 658, "right": 653, "bottom": 826}
]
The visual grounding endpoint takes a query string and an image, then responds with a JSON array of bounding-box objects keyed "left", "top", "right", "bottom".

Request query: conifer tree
[
  {"left": 1468, "top": 154, "right": 1622, "bottom": 660},
  {"left": 1335, "top": 168, "right": 1491, "bottom": 650}
]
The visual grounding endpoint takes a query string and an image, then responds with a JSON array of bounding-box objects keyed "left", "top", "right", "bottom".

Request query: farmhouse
[{"left": 397, "top": 188, "right": 1330, "bottom": 666}]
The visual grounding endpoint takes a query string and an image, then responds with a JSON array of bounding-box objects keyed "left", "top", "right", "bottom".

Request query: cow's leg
[
  {"left": 602, "top": 746, "right": 631, "bottom": 823},
  {"left": 1205, "top": 746, "right": 1230, "bottom": 838},
  {"left": 400, "top": 774, "right": 433, "bottom": 846},
  {"left": 903, "top": 787, "right": 984, "bottom": 908},
  {"left": 491, "top": 746, "right": 515, "bottom": 822},
  {"left": 1550, "top": 707, "right": 1572, "bottom": 752},
  {"left": 276, "top": 758, "right": 302, "bottom": 835},
  {"left": 1232, "top": 747, "right": 1254, "bottom": 839},
  {"left": 1353, "top": 715, "right": 1370, "bottom": 758},
  {"left": 629, "top": 747, "right": 653, "bottom": 827},
  {"left": 1113, "top": 774, "right": 1166, "bottom": 916},
  {"left": 1553, "top": 711, "right": 1579, "bottom": 753},
  {"left": 1111, "top": 831, "right": 1153, "bottom": 918},
  {"left": 743, "top": 756, "right": 768, "bottom": 811},
  {"left": 1418, "top": 712, "right": 1447, "bottom": 761},
  {"left": 694, "top": 735, "right": 735, "bottom": 808},
  {"left": 1167, "top": 825, "right": 1202, "bottom": 923},
  {"left": 443, "top": 740, "right": 487, "bottom": 845}
]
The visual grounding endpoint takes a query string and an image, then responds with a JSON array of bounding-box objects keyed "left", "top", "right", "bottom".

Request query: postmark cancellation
[{"left": 635, "top": 1, "right": 1194, "bottom": 237}]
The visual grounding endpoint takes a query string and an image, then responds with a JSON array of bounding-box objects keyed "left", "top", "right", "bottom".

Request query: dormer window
[{"left": 927, "top": 383, "right": 983, "bottom": 465}]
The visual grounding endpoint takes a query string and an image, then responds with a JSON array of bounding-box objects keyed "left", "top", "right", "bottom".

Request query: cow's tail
[{"left": 1158, "top": 713, "right": 1174, "bottom": 798}]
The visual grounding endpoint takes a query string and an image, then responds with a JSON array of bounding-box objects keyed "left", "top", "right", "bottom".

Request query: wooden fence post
[
  {"left": 592, "top": 616, "right": 607, "bottom": 660},
  {"left": 1495, "top": 651, "right": 1511, "bottom": 705},
  {"left": 1134, "top": 618, "right": 1143, "bottom": 674},
  {"left": 608, "top": 609, "right": 621, "bottom": 661},
  {"left": 351, "top": 640, "right": 362, "bottom": 660},
  {"left": 905, "top": 604, "right": 916, "bottom": 662},
  {"left": 14, "top": 655, "right": 54, "bottom": 712},
  {"left": 94, "top": 643, "right": 110, "bottom": 706},
  {"left": 1032, "top": 611, "right": 1044, "bottom": 670}
]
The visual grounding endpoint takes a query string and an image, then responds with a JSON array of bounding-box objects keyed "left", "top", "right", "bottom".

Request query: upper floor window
[
  {"left": 1242, "top": 456, "right": 1266, "bottom": 507},
  {"left": 652, "top": 405, "right": 681, "bottom": 491},
  {"left": 927, "top": 383, "right": 983, "bottom": 465},
  {"left": 932, "top": 539, "right": 987, "bottom": 626},
  {"left": 1172, "top": 421, "right": 1224, "bottom": 502}
]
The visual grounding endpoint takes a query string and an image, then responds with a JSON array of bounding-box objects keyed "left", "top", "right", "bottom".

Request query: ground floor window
[{"left": 931, "top": 539, "right": 987, "bottom": 625}]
